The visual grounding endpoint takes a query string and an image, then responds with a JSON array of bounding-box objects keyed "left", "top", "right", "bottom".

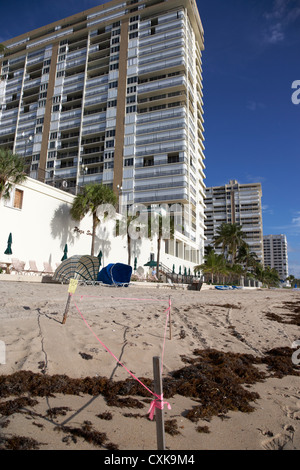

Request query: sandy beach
[{"left": 0, "top": 280, "right": 299, "bottom": 451}]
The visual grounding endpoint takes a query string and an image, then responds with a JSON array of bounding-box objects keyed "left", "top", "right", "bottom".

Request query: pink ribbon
[
  {"left": 72, "top": 295, "right": 172, "bottom": 419},
  {"left": 148, "top": 395, "right": 172, "bottom": 421}
]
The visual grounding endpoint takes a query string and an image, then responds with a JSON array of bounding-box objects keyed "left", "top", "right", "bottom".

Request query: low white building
[{"left": 0, "top": 177, "right": 199, "bottom": 278}]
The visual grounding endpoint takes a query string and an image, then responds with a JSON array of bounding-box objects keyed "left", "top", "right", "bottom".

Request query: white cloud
[
  {"left": 263, "top": 0, "right": 300, "bottom": 45},
  {"left": 247, "top": 100, "right": 266, "bottom": 111}
]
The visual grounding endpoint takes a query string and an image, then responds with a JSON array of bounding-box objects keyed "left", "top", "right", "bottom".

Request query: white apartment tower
[
  {"left": 204, "top": 180, "right": 264, "bottom": 263},
  {"left": 263, "top": 234, "right": 289, "bottom": 280},
  {"left": 0, "top": 0, "right": 206, "bottom": 266}
]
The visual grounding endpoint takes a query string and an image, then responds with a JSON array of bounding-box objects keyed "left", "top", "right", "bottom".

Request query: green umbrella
[
  {"left": 4, "top": 233, "right": 12, "bottom": 255},
  {"left": 188, "top": 268, "right": 191, "bottom": 276},
  {"left": 61, "top": 244, "right": 68, "bottom": 261},
  {"left": 172, "top": 264, "right": 175, "bottom": 273},
  {"left": 98, "top": 250, "right": 103, "bottom": 266},
  {"left": 134, "top": 257, "right": 137, "bottom": 270},
  {"left": 144, "top": 260, "right": 158, "bottom": 267},
  {"left": 179, "top": 266, "right": 182, "bottom": 275},
  {"left": 184, "top": 267, "right": 187, "bottom": 275}
]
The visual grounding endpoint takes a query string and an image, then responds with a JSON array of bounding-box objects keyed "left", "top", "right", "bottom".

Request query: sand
[{"left": 0, "top": 280, "right": 299, "bottom": 451}]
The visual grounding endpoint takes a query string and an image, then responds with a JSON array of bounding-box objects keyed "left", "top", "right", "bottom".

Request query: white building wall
[{"left": 0, "top": 178, "right": 197, "bottom": 276}]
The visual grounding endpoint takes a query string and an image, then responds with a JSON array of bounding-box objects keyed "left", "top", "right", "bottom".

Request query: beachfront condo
[
  {"left": 0, "top": 0, "right": 206, "bottom": 267},
  {"left": 263, "top": 234, "right": 289, "bottom": 281},
  {"left": 204, "top": 180, "right": 264, "bottom": 263}
]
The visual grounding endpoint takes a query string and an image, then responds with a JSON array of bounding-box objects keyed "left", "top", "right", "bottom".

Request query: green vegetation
[
  {"left": 0, "top": 148, "right": 27, "bottom": 201},
  {"left": 70, "top": 183, "right": 117, "bottom": 256},
  {"left": 194, "top": 223, "right": 282, "bottom": 288}
]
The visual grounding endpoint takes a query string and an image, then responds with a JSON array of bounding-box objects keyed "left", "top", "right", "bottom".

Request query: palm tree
[
  {"left": 236, "top": 244, "right": 259, "bottom": 273},
  {"left": 0, "top": 148, "right": 27, "bottom": 201},
  {"left": 70, "top": 183, "right": 117, "bottom": 256},
  {"left": 254, "top": 264, "right": 280, "bottom": 288},
  {"left": 194, "top": 250, "right": 228, "bottom": 284},
  {"left": 214, "top": 222, "right": 247, "bottom": 265}
]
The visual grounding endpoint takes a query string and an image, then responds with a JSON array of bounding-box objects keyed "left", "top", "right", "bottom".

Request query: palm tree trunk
[
  {"left": 157, "top": 236, "right": 161, "bottom": 279},
  {"left": 91, "top": 213, "right": 97, "bottom": 256},
  {"left": 127, "top": 231, "right": 131, "bottom": 266}
]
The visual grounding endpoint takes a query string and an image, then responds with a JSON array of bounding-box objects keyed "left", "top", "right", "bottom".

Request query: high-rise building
[
  {"left": 263, "top": 234, "right": 289, "bottom": 280},
  {"left": 0, "top": 0, "right": 206, "bottom": 266},
  {"left": 204, "top": 180, "right": 264, "bottom": 263}
]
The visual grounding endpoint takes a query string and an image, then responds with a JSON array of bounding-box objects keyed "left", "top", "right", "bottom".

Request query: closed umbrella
[
  {"left": 134, "top": 257, "right": 137, "bottom": 270},
  {"left": 144, "top": 260, "right": 157, "bottom": 267},
  {"left": 61, "top": 244, "right": 68, "bottom": 261},
  {"left": 4, "top": 233, "right": 12, "bottom": 255},
  {"left": 98, "top": 250, "right": 103, "bottom": 266}
]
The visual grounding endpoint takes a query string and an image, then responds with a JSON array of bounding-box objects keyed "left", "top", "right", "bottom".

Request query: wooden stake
[
  {"left": 153, "top": 356, "right": 165, "bottom": 450},
  {"left": 62, "top": 293, "right": 72, "bottom": 324},
  {"left": 62, "top": 279, "right": 78, "bottom": 325}
]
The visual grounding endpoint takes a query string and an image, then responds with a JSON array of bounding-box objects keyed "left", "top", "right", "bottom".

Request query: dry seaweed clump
[
  {"left": 262, "top": 347, "right": 300, "bottom": 378},
  {"left": 266, "top": 301, "right": 300, "bottom": 326},
  {"left": 0, "top": 346, "right": 299, "bottom": 436},
  {"left": 55, "top": 421, "right": 118, "bottom": 449},
  {"left": 167, "top": 349, "right": 263, "bottom": 422},
  {"left": 0, "top": 436, "right": 41, "bottom": 450}
]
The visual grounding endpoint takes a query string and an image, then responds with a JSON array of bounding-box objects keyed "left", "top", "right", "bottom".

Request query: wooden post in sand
[
  {"left": 62, "top": 279, "right": 78, "bottom": 325},
  {"left": 62, "top": 293, "right": 72, "bottom": 324},
  {"left": 153, "top": 356, "right": 165, "bottom": 450}
]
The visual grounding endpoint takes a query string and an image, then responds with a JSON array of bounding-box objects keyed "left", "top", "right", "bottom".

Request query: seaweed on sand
[
  {"left": 266, "top": 300, "right": 300, "bottom": 326},
  {"left": 0, "top": 435, "right": 41, "bottom": 450},
  {"left": 0, "top": 347, "right": 299, "bottom": 430}
]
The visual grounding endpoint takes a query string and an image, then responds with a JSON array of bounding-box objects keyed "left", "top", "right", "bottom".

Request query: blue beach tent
[{"left": 97, "top": 263, "right": 132, "bottom": 286}]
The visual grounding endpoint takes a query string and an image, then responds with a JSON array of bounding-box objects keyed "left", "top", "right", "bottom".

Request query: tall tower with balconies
[{"left": 0, "top": 0, "right": 206, "bottom": 266}]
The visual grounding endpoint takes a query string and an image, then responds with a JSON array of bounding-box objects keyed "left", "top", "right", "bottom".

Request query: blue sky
[{"left": 1, "top": 0, "right": 300, "bottom": 276}]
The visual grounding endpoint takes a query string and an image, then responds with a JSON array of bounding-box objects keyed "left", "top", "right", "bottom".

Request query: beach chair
[
  {"left": 43, "top": 262, "right": 54, "bottom": 275},
  {"left": 10, "top": 258, "right": 26, "bottom": 274},
  {"left": 27, "top": 260, "right": 43, "bottom": 275}
]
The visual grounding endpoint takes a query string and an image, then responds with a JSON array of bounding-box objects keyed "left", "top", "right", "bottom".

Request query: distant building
[
  {"left": 204, "top": 180, "right": 264, "bottom": 263},
  {"left": 263, "top": 234, "right": 289, "bottom": 280}
]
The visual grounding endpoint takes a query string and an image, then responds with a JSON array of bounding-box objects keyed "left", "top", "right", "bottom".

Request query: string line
[{"left": 71, "top": 294, "right": 172, "bottom": 418}]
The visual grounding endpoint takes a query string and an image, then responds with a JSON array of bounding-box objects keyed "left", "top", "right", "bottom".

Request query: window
[
  {"left": 127, "top": 76, "right": 138, "bottom": 84},
  {"left": 111, "top": 45, "right": 120, "bottom": 53},
  {"left": 124, "top": 158, "right": 133, "bottom": 167},
  {"left": 108, "top": 100, "right": 117, "bottom": 107},
  {"left": 126, "top": 105, "right": 136, "bottom": 113},
  {"left": 129, "top": 31, "right": 138, "bottom": 39},
  {"left": 143, "top": 156, "right": 154, "bottom": 167},
  {"left": 106, "top": 140, "right": 115, "bottom": 148},
  {"left": 106, "top": 129, "right": 116, "bottom": 137},
  {"left": 109, "top": 63, "right": 119, "bottom": 71},
  {"left": 109, "top": 81, "right": 118, "bottom": 88},
  {"left": 13, "top": 188, "right": 23, "bottom": 209},
  {"left": 127, "top": 86, "right": 136, "bottom": 94},
  {"left": 127, "top": 95, "right": 136, "bottom": 104}
]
